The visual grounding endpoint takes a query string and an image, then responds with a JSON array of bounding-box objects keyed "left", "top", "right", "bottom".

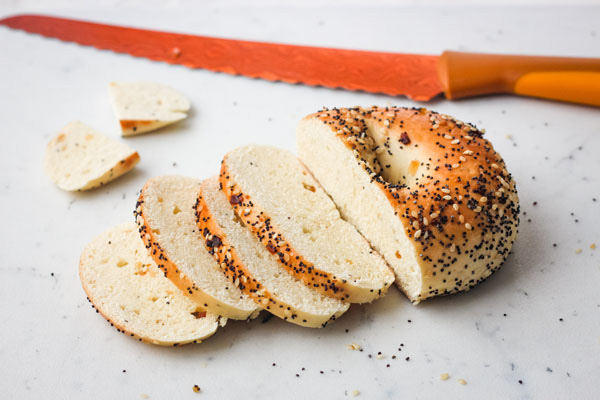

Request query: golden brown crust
[
  {"left": 218, "top": 163, "right": 357, "bottom": 302},
  {"left": 308, "top": 106, "right": 519, "bottom": 301},
  {"left": 194, "top": 190, "right": 339, "bottom": 328},
  {"left": 120, "top": 120, "right": 157, "bottom": 135}
]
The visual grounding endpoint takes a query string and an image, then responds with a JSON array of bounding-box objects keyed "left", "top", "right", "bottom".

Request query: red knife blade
[
  {"left": 0, "top": 14, "right": 442, "bottom": 101},
  {"left": 2, "top": 14, "right": 599, "bottom": 106}
]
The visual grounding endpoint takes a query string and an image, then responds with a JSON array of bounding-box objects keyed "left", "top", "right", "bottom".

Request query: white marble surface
[{"left": 1, "top": 2, "right": 599, "bottom": 399}]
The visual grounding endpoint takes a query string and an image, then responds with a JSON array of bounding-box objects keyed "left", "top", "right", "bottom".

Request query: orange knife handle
[{"left": 438, "top": 51, "right": 600, "bottom": 107}]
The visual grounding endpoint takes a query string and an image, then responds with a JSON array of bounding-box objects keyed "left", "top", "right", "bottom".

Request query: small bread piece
[
  {"left": 196, "top": 177, "right": 349, "bottom": 328},
  {"left": 297, "top": 107, "right": 519, "bottom": 303},
  {"left": 135, "top": 176, "right": 259, "bottom": 320},
  {"left": 220, "top": 145, "right": 394, "bottom": 304},
  {"left": 44, "top": 121, "right": 140, "bottom": 191},
  {"left": 79, "top": 222, "right": 223, "bottom": 346},
  {"left": 109, "top": 81, "right": 190, "bottom": 136}
]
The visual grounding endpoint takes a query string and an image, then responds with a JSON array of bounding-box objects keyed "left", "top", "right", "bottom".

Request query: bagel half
[{"left": 297, "top": 106, "right": 519, "bottom": 303}]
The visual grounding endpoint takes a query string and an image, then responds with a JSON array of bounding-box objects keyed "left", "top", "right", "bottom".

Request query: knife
[{"left": 1, "top": 14, "right": 599, "bottom": 106}]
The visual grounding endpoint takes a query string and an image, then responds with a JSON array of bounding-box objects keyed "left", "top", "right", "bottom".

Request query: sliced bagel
[
  {"left": 220, "top": 145, "right": 394, "bottom": 304},
  {"left": 109, "top": 81, "right": 190, "bottom": 136},
  {"left": 297, "top": 106, "right": 520, "bottom": 303},
  {"left": 44, "top": 121, "right": 140, "bottom": 191},
  {"left": 196, "top": 177, "right": 349, "bottom": 328},
  {"left": 79, "top": 222, "right": 224, "bottom": 346},
  {"left": 134, "top": 176, "right": 259, "bottom": 320}
]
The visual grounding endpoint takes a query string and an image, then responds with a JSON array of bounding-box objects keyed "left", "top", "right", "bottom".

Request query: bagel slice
[
  {"left": 196, "top": 177, "right": 349, "bottom": 328},
  {"left": 44, "top": 121, "right": 140, "bottom": 191},
  {"left": 79, "top": 222, "right": 224, "bottom": 346},
  {"left": 297, "top": 106, "right": 520, "bottom": 303},
  {"left": 134, "top": 176, "right": 259, "bottom": 320},
  {"left": 109, "top": 81, "right": 190, "bottom": 136},
  {"left": 219, "top": 145, "right": 394, "bottom": 304}
]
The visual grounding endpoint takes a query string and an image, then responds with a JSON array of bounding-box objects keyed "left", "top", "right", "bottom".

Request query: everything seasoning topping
[{"left": 314, "top": 106, "right": 520, "bottom": 301}]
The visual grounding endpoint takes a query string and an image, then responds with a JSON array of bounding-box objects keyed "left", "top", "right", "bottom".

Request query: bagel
[{"left": 297, "top": 106, "right": 519, "bottom": 303}]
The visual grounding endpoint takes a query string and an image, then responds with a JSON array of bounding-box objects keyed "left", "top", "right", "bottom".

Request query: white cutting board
[{"left": 0, "top": 2, "right": 599, "bottom": 399}]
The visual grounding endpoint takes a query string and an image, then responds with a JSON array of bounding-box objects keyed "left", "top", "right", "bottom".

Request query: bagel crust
[{"left": 297, "top": 106, "right": 520, "bottom": 303}]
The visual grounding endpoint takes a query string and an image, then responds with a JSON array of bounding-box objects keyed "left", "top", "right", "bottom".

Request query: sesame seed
[
  {"left": 443, "top": 195, "right": 452, "bottom": 201},
  {"left": 458, "top": 379, "right": 467, "bottom": 385},
  {"left": 459, "top": 156, "right": 466, "bottom": 162},
  {"left": 459, "top": 215, "right": 465, "bottom": 223},
  {"left": 414, "top": 230, "right": 422, "bottom": 239},
  {"left": 479, "top": 196, "right": 488, "bottom": 203},
  {"left": 351, "top": 390, "right": 360, "bottom": 397},
  {"left": 450, "top": 244, "right": 456, "bottom": 252},
  {"left": 384, "top": 119, "right": 390, "bottom": 126},
  {"left": 440, "top": 373, "right": 450, "bottom": 381},
  {"left": 591, "top": 243, "right": 596, "bottom": 250},
  {"left": 430, "top": 212, "right": 439, "bottom": 219},
  {"left": 441, "top": 188, "right": 451, "bottom": 194},
  {"left": 463, "top": 150, "right": 474, "bottom": 155},
  {"left": 347, "top": 343, "right": 362, "bottom": 351},
  {"left": 453, "top": 203, "right": 459, "bottom": 211},
  {"left": 451, "top": 139, "right": 460, "bottom": 145},
  {"left": 464, "top": 135, "right": 473, "bottom": 140},
  {"left": 444, "top": 134, "right": 453, "bottom": 140},
  {"left": 465, "top": 223, "right": 472, "bottom": 230},
  {"left": 452, "top": 163, "right": 460, "bottom": 169},
  {"left": 575, "top": 248, "right": 582, "bottom": 254}
]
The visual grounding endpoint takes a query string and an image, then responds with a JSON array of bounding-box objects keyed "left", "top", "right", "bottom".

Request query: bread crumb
[
  {"left": 457, "top": 379, "right": 467, "bottom": 385},
  {"left": 440, "top": 373, "right": 450, "bottom": 381},
  {"left": 140, "top": 395, "right": 150, "bottom": 399},
  {"left": 591, "top": 243, "right": 596, "bottom": 250},
  {"left": 193, "top": 385, "right": 200, "bottom": 393},
  {"left": 575, "top": 248, "right": 583, "bottom": 254},
  {"left": 351, "top": 389, "right": 360, "bottom": 397},
  {"left": 346, "top": 343, "right": 361, "bottom": 351}
]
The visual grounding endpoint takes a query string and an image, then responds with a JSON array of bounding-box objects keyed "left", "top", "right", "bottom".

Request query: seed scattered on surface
[
  {"left": 458, "top": 379, "right": 467, "bottom": 385},
  {"left": 347, "top": 343, "right": 362, "bottom": 351},
  {"left": 193, "top": 385, "right": 201, "bottom": 393},
  {"left": 351, "top": 390, "right": 360, "bottom": 397},
  {"left": 591, "top": 243, "right": 597, "bottom": 250},
  {"left": 440, "top": 373, "right": 450, "bottom": 381},
  {"left": 575, "top": 248, "right": 582, "bottom": 254},
  {"left": 443, "top": 195, "right": 452, "bottom": 201}
]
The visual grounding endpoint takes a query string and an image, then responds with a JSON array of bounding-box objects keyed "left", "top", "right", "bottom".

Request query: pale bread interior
[
  {"left": 140, "top": 176, "right": 258, "bottom": 316},
  {"left": 297, "top": 118, "right": 423, "bottom": 300},
  {"left": 201, "top": 177, "right": 349, "bottom": 320},
  {"left": 79, "top": 222, "right": 223, "bottom": 346},
  {"left": 44, "top": 121, "right": 139, "bottom": 191},
  {"left": 224, "top": 145, "right": 394, "bottom": 292},
  {"left": 109, "top": 81, "right": 190, "bottom": 135}
]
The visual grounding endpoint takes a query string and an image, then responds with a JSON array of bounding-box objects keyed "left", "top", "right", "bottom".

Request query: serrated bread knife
[{"left": 1, "top": 14, "right": 599, "bottom": 106}]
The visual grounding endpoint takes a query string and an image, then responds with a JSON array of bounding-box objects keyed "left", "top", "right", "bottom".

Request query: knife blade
[
  {"left": 1, "top": 14, "right": 599, "bottom": 106},
  {"left": 0, "top": 14, "right": 442, "bottom": 101}
]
